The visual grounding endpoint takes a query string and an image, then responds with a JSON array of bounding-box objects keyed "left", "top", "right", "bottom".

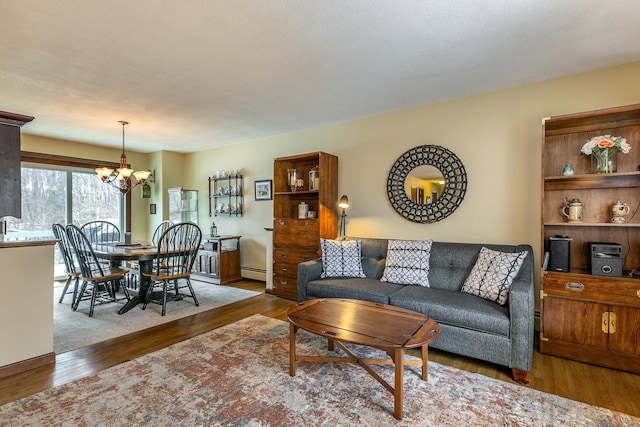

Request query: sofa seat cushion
[
  {"left": 306, "top": 278, "right": 404, "bottom": 304},
  {"left": 389, "top": 286, "right": 510, "bottom": 337}
]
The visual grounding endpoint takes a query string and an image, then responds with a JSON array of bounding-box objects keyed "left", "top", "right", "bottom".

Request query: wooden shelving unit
[
  {"left": 540, "top": 104, "right": 640, "bottom": 373},
  {"left": 272, "top": 152, "right": 338, "bottom": 300},
  {"left": 208, "top": 175, "right": 243, "bottom": 217}
]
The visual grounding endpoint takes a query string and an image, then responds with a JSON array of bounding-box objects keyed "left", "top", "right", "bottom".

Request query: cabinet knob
[
  {"left": 303, "top": 256, "right": 311, "bottom": 261},
  {"left": 280, "top": 266, "right": 288, "bottom": 272},
  {"left": 565, "top": 282, "right": 584, "bottom": 292},
  {"left": 280, "top": 253, "right": 288, "bottom": 259},
  {"left": 280, "top": 279, "right": 288, "bottom": 285}
]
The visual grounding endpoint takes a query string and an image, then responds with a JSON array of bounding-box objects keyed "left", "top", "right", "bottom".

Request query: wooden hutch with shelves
[
  {"left": 540, "top": 104, "right": 640, "bottom": 373},
  {"left": 272, "top": 152, "right": 338, "bottom": 300}
]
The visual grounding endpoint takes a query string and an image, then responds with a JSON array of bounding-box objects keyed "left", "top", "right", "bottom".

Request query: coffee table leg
[
  {"left": 289, "top": 323, "right": 297, "bottom": 376},
  {"left": 394, "top": 347, "right": 404, "bottom": 420},
  {"left": 421, "top": 344, "right": 428, "bottom": 381}
]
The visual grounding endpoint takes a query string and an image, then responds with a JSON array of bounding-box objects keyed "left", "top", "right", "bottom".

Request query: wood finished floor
[{"left": 1, "top": 279, "right": 639, "bottom": 418}]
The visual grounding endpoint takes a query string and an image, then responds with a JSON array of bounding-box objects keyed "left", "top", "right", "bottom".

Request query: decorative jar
[
  {"left": 287, "top": 168, "right": 298, "bottom": 192},
  {"left": 309, "top": 166, "right": 320, "bottom": 191}
]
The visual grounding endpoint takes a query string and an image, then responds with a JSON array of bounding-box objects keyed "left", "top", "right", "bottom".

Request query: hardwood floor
[{"left": 1, "top": 279, "right": 639, "bottom": 418}]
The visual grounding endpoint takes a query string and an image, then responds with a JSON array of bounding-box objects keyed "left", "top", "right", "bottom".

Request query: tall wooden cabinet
[
  {"left": 272, "top": 152, "right": 338, "bottom": 300},
  {"left": 540, "top": 104, "right": 640, "bottom": 374}
]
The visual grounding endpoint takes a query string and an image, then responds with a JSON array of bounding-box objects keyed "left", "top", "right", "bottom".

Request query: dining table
[{"left": 91, "top": 242, "right": 162, "bottom": 314}]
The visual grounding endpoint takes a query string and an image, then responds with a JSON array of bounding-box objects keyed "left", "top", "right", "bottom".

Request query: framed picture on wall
[{"left": 255, "top": 179, "right": 272, "bottom": 201}]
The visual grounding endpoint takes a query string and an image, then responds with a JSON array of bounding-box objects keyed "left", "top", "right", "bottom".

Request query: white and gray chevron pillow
[
  {"left": 461, "top": 247, "right": 528, "bottom": 305},
  {"left": 320, "top": 239, "right": 365, "bottom": 278},
  {"left": 380, "top": 239, "right": 432, "bottom": 287}
]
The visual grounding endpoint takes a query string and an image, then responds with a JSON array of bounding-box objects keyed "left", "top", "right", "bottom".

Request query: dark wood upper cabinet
[{"left": 0, "top": 111, "right": 34, "bottom": 219}]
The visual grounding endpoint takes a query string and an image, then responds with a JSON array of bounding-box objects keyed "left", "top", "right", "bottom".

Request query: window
[
  {"left": 5, "top": 166, "right": 123, "bottom": 240},
  {"left": 6, "top": 151, "right": 129, "bottom": 278}
]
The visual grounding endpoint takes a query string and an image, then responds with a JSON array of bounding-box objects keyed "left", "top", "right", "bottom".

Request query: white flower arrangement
[{"left": 580, "top": 135, "right": 631, "bottom": 156}]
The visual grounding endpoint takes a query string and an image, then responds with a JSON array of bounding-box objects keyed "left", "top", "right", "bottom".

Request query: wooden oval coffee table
[{"left": 286, "top": 298, "right": 440, "bottom": 420}]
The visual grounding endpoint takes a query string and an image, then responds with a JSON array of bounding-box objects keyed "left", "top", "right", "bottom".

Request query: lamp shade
[{"left": 338, "top": 195, "right": 349, "bottom": 209}]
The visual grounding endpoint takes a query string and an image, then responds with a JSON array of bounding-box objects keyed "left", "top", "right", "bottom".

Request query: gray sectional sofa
[{"left": 297, "top": 237, "right": 535, "bottom": 384}]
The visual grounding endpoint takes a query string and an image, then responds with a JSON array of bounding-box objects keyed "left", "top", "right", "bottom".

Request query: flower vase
[{"left": 592, "top": 149, "right": 616, "bottom": 174}]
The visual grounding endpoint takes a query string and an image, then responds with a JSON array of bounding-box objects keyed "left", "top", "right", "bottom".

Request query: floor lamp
[{"left": 338, "top": 195, "right": 349, "bottom": 238}]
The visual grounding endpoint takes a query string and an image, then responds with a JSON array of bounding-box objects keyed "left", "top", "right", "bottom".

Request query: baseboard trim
[{"left": 0, "top": 352, "right": 55, "bottom": 379}]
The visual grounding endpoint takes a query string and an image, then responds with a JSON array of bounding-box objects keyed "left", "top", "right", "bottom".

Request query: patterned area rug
[
  {"left": 2, "top": 315, "right": 637, "bottom": 426},
  {"left": 54, "top": 280, "right": 260, "bottom": 353}
]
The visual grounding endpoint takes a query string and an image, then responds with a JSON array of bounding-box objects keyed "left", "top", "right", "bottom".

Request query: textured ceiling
[{"left": 2, "top": 0, "right": 640, "bottom": 153}]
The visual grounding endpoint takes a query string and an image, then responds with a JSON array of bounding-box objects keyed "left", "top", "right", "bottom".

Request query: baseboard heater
[{"left": 241, "top": 266, "right": 266, "bottom": 282}]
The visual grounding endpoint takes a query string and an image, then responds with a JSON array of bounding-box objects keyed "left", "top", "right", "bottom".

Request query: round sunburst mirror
[{"left": 387, "top": 145, "right": 467, "bottom": 223}]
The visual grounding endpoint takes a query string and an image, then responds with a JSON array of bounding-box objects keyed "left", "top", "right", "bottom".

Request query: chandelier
[{"left": 95, "top": 121, "right": 151, "bottom": 194}]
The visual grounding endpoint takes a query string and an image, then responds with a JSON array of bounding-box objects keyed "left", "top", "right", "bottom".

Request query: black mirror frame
[{"left": 386, "top": 145, "right": 467, "bottom": 223}]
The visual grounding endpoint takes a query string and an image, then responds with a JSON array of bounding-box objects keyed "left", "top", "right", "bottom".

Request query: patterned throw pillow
[
  {"left": 461, "top": 247, "right": 528, "bottom": 305},
  {"left": 320, "top": 239, "right": 365, "bottom": 278},
  {"left": 380, "top": 240, "right": 432, "bottom": 287}
]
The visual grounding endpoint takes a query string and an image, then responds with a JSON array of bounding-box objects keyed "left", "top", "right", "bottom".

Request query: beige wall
[
  {"left": 20, "top": 61, "right": 640, "bottom": 302},
  {"left": 187, "top": 61, "right": 640, "bottom": 299}
]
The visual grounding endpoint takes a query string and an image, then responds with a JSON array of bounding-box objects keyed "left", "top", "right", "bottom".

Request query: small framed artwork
[
  {"left": 150, "top": 203, "right": 157, "bottom": 214},
  {"left": 255, "top": 179, "right": 272, "bottom": 201}
]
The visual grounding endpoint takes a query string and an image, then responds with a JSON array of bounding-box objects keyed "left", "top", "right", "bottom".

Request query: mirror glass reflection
[{"left": 404, "top": 165, "right": 445, "bottom": 204}]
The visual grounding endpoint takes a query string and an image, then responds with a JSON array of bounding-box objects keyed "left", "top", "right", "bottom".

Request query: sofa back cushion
[
  {"left": 355, "top": 238, "right": 388, "bottom": 279},
  {"left": 349, "top": 238, "right": 529, "bottom": 288},
  {"left": 428, "top": 242, "right": 528, "bottom": 291}
]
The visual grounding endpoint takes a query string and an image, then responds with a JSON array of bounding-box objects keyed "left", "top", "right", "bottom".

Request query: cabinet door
[
  {"left": 609, "top": 305, "right": 640, "bottom": 355},
  {"left": 207, "top": 252, "right": 219, "bottom": 278},
  {"left": 194, "top": 251, "right": 208, "bottom": 275},
  {"left": 542, "top": 296, "right": 609, "bottom": 349}
]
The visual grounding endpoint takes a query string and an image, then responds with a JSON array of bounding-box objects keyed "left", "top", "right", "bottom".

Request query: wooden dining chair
[
  {"left": 142, "top": 222, "right": 202, "bottom": 316},
  {"left": 152, "top": 220, "right": 174, "bottom": 246},
  {"left": 52, "top": 223, "right": 82, "bottom": 305},
  {"left": 66, "top": 224, "right": 130, "bottom": 317},
  {"left": 80, "top": 220, "right": 120, "bottom": 244}
]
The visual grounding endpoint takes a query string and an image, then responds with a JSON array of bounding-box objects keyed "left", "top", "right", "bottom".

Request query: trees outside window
[{"left": 5, "top": 166, "right": 123, "bottom": 276}]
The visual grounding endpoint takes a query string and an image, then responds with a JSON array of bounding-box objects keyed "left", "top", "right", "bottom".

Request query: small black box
[
  {"left": 589, "top": 242, "right": 622, "bottom": 277},
  {"left": 548, "top": 236, "right": 571, "bottom": 272}
]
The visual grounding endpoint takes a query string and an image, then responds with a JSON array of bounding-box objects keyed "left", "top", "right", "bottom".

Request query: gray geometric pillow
[
  {"left": 461, "top": 247, "right": 528, "bottom": 305},
  {"left": 320, "top": 239, "right": 365, "bottom": 278},
  {"left": 380, "top": 239, "right": 432, "bottom": 287}
]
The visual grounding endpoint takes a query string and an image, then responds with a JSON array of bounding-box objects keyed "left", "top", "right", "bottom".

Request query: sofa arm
[
  {"left": 508, "top": 245, "right": 535, "bottom": 372},
  {"left": 297, "top": 259, "right": 323, "bottom": 302}
]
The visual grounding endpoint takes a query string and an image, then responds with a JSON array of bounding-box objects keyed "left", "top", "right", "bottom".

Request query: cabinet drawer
[
  {"left": 543, "top": 272, "right": 640, "bottom": 306},
  {"left": 273, "top": 245, "right": 320, "bottom": 264},
  {"left": 273, "top": 274, "right": 298, "bottom": 300},
  {"left": 273, "top": 261, "right": 299, "bottom": 278},
  {"left": 273, "top": 218, "right": 320, "bottom": 247}
]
